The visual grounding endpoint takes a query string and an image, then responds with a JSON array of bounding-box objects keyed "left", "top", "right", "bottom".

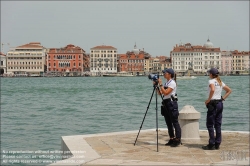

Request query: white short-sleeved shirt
[
  {"left": 163, "top": 79, "right": 177, "bottom": 99},
  {"left": 207, "top": 78, "right": 225, "bottom": 100}
]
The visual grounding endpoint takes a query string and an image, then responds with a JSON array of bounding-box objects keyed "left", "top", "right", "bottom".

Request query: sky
[{"left": 1, "top": 1, "right": 249, "bottom": 56}]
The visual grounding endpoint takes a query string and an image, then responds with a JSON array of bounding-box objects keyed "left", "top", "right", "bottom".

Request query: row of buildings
[{"left": 0, "top": 39, "right": 249, "bottom": 77}]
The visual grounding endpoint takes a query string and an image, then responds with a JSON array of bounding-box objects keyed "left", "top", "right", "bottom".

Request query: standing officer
[
  {"left": 202, "top": 68, "right": 232, "bottom": 150},
  {"left": 158, "top": 68, "right": 181, "bottom": 147}
]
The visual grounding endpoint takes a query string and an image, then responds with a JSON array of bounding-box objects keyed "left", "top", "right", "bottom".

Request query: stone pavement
[
  {"left": 83, "top": 129, "right": 249, "bottom": 165},
  {"left": 50, "top": 129, "right": 249, "bottom": 166}
]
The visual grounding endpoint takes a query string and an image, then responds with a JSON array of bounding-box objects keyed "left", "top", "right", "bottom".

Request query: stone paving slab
[
  {"left": 50, "top": 129, "right": 249, "bottom": 166},
  {"left": 82, "top": 129, "right": 249, "bottom": 165}
]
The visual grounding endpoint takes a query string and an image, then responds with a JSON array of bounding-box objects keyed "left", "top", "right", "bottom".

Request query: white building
[
  {"left": 6, "top": 42, "right": 46, "bottom": 76},
  {"left": 90, "top": 45, "right": 117, "bottom": 75},
  {"left": 170, "top": 39, "right": 221, "bottom": 74},
  {"left": 0, "top": 52, "right": 7, "bottom": 74}
]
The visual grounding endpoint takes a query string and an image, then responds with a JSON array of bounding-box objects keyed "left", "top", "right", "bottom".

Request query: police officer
[
  {"left": 202, "top": 68, "right": 232, "bottom": 150},
  {"left": 158, "top": 68, "right": 181, "bottom": 147}
]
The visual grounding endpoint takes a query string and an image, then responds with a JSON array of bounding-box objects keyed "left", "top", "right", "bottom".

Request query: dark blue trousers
[
  {"left": 162, "top": 100, "right": 181, "bottom": 139},
  {"left": 206, "top": 101, "right": 223, "bottom": 145}
]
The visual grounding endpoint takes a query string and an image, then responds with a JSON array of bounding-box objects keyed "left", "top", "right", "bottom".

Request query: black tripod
[{"left": 134, "top": 84, "right": 164, "bottom": 152}]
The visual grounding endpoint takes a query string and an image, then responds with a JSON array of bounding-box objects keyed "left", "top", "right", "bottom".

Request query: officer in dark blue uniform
[
  {"left": 158, "top": 68, "right": 181, "bottom": 147},
  {"left": 202, "top": 68, "right": 231, "bottom": 150}
]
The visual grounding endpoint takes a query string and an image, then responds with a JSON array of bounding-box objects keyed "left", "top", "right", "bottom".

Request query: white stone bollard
[{"left": 179, "top": 105, "right": 201, "bottom": 141}]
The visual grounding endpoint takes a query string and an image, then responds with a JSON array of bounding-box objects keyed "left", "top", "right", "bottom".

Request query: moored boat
[
  {"left": 103, "top": 72, "right": 134, "bottom": 77},
  {"left": 177, "top": 76, "right": 197, "bottom": 80}
]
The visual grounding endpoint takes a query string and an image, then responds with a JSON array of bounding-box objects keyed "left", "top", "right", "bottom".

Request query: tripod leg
[
  {"left": 134, "top": 86, "right": 156, "bottom": 146},
  {"left": 155, "top": 86, "right": 159, "bottom": 152}
]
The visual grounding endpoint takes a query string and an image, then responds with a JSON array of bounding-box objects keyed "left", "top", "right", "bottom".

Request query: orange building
[
  {"left": 47, "top": 44, "right": 87, "bottom": 76},
  {"left": 117, "top": 44, "right": 151, "bottom": 75},
  {"left": 157, "top": 56, "right": 172, "bottom": 71}
]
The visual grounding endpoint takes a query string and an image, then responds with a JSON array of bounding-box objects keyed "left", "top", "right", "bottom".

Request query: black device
[
  {"left": 171, "top": 94, "right": 178, "bottom": 101},
  {"left": 148, "top": 74, "right": 159, "bottom": 84}
]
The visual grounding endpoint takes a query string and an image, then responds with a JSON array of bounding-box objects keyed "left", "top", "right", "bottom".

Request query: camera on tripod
[{"left": 148, "top": 74, "right": 159, "bottom": 84}]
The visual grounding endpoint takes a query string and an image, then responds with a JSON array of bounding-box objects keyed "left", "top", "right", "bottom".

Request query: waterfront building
[
  {"left": 221, "top": 51, "right": 232, "bottom": 75},
  {"left": 83, "top": 53, "right": 90, "bottom": 72},
  {"left": 47, "top": 44, "right": 86, "bottom": 76},
  {"left": 117, "top": 54, "right": 127, "bottom": 72},
  {"left": 170, "top": 39, "right": 221, "bottom": 75},
  {"left": 6, "top": 42, "right": 46, "bottom": 76},
  {"left": 125, "top": 45, "right": 145, "bottom": 75},
  {"left": 90, "top": 45, "right": 117, "bottom": 76},
  {"left": 151, "top": 57, "right": 161, "bottom": 73},
  {"left": 144, "top": 57, "right": 151, "bottom": 73},
  {"left": 231, "top": 50, "right": 250, "bottom": 75},
  {"left": 0, "top": 52, "right": 7, "bottom": 74},
  {"left": 156, "top": 56, "right": 172, "bottom": 72},
  {"left": 118, "top": 44, "right": 151, "bottom": 75}
]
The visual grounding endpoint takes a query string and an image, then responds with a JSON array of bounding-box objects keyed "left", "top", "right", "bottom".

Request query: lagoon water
[{"left": 1, "top": 76, "right": 249, "bottom": 153}]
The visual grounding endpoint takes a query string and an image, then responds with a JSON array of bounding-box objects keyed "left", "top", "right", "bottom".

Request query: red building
[
  {"left": 117, "top": 44, "right": 151, "bottom": 75},
  {"left": 47, "top": 44, "right": 87, "bottom": 76}
]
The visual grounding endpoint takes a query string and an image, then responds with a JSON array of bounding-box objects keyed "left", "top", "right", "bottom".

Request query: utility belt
[
  {"left": 207, "top": 99, "right": 222, "bottom": 109},
  {"left": 210, "top": 99, "right": 222, "bottom": 104},
  {"left": 211, "top": 99, "right": 222, "bottom": 101},
  {"left": 163, "top": 98, "right": 172, "bottom": 102},
  {"left": 163, "top": 94, "right": 178, "bottom": 102}
]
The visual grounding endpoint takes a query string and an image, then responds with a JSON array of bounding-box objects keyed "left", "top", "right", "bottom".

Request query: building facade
[
  {"left": 170, "top": 39, "right": 221, "bottom": 74},
  {"left": 118, "top": 44, "right": 152, "bottom": 75},
  {"left": 90, "top": 45, "right": 117, "bottom": 75},
  {"left": 157, "top": 56, "right": 172, "bottom": 72},
  {"left": 231, "top": 50, "right": 250, "bottom": 75},
  {"left": 0, "top": 52, "right": 7, "bottom": 74},
  {"left": 47, "top": 44, "right": 86, "bottom": 76},
  {"left": 221, "top": 51, "right": 232, "bottom": 75},
  {"left": 6, "top": 42, "right": 46, "bottom": 76}
]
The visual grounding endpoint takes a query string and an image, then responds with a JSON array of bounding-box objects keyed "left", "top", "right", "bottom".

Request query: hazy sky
[{"left": 1, "top": 1, "right": 249, "bottom": 56}]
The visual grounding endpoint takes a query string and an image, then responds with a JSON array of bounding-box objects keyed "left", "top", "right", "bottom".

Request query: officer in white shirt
[
  {"left": 202, "top": 68, "right": 232, "bottom": 150},
  {"left": 158, "top": 68, "right": 181, "bottom": 147}
]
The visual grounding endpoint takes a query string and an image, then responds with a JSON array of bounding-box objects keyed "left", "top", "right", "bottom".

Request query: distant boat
[
  {"left": 30, "top": 74, "right": 40, "bottom": 77},
  {"left": 177, "top": 69, "right": 197, "bottom": 80},
  {"left": 177, "top": 76, "right": 197, "bottom": 80},
  {"left": 103, "top": 72, "right": 134, "bottom": 77}
]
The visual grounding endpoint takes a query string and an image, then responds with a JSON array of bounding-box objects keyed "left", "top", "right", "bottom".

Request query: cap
[
  {"left": 208, "top": 68, "right": 219, "bottom": 75},
  {"left": 162, "top": 68, "right": 175, "bottom": 75}
]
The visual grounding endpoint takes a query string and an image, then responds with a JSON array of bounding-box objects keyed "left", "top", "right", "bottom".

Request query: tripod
[{"left": 134, "top": 83, "right": 164, "bottom": 152}]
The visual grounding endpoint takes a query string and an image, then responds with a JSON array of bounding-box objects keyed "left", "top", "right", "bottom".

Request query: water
[{"left": 1, "top": 76, "right": 249, "bottom": 153}]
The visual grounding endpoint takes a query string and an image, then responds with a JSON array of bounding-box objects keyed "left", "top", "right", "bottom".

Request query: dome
[
  {"left": 132, "top": 43, "right": 140, "bottom": 54},
  {"left": 204, "top": 38, "right": 214, "bottom": 48}
]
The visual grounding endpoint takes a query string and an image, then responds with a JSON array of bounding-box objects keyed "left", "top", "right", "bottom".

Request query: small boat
[
  {"left": 177, "top": 76, "right": 197, "bottom": 80},
  {"left": 103, "top": 72, "right": 134, "bottom": 77},
  {"left": 30, "top": 74, "right": 40, "bottom": 77},
  {"left": 177, "top": 69, "right": 197, "bottom": 80}
]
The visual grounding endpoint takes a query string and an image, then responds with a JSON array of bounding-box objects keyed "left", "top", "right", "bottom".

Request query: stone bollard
[{"left": 179, "top": 105, "right": 201, "bottom": 141}]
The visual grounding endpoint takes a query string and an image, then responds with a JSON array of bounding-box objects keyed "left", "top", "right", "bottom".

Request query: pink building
[{"left": 221, "top": 51, "right": 232, "bottom": 74}]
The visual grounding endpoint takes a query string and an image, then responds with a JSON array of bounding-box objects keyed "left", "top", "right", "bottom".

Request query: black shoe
[
  {"left": 215, "top": 143, "right": 220, "bottom": 150},
  {"left": 165, "top": 139, "right": 174, "bottom": 146},
  {"left": 202, "top": 144, "right": 215, "bottom": 150},
  {"left": 171, "top": 138, "right": 181, "bottom": 147}
]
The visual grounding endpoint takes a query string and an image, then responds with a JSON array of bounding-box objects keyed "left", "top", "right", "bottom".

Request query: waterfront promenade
[{"left": 50, "top": 129, "right": 249, "bottom": 166}]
